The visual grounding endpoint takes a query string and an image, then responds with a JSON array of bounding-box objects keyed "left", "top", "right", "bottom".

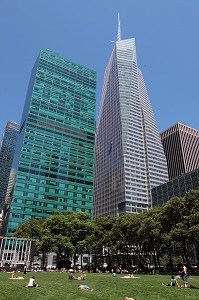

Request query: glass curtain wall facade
[
  {"left": 0, "top": 121, "right": 19, "bottom": 211},
  {"left": 152, "top": 168, "right": 199, "bottom": 206},
  {"left": 93, "top": 25, "right": 168, "bottom": 217},
  {"left": 7, "top": 49, "right": 96, "bottom": 235}
]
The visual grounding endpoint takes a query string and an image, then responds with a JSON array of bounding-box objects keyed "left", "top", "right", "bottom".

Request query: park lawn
[{"left": 0, "top": 272, "right": 199, "bottom": 300}]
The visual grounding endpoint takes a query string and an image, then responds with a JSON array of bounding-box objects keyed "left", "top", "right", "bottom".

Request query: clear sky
[{"left": 0, "top": 0, "right": 198, "bottom": 138}]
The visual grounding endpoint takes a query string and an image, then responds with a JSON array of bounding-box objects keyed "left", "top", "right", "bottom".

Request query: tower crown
[{"left": 117, "top": 13, "right": 121, "bottom": 41}]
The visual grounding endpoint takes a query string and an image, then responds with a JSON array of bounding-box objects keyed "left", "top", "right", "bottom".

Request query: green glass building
[{"left": 6, "top": 49, "right": 96, "bottom": 235}]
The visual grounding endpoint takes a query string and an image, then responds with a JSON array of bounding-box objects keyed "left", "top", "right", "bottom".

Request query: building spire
[{"left": 117, "top": 13, "right": 121, "bottom": 41}]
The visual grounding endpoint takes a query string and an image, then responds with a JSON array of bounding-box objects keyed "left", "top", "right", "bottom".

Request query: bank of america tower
[{"left": 93, "top": 16, "right": 168, "bottom": 217}]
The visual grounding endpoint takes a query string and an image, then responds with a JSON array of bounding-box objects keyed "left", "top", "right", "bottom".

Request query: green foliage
[
  {"left": 13, "top": 190, "right": 199, "bottom": 269},
  {"left": 14, "top": 211, "right": 93, "bottom": 267},
  {"left": 111, "top": 214, "right": 141, "bottom": 254},
  {"left": 92, "top": 216, "right": 116, "bottom": 249},
  {"left": 157, "top": 190, "right": 199, "bottom": 266},
  {"left": 14, "top": 218, "right": 45, "bottom": 239}
]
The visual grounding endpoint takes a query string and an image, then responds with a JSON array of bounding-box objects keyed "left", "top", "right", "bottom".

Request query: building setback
[
  {"left": 160, "top": 122, "right": 199, "bottom": 180},
  {"left": 152, "top": 168, "right": 199, "bottom": 206},
  {"left": 0, "top": 121, "right": 19, "bottom": 212},
  {"left": 93, "top": 16, "right": 168, "bottom": 218},
  {"left": 6, "top": 49, "right": 96, "bottom": 236}
]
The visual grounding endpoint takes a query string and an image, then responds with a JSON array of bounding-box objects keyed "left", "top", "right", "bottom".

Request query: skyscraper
[
  {"left": 93, "top": 16, "right": 168, "bottom": 218},
  {"left": 0, "top": 121, "right": 19, "bottom": 212},
  {"left": 160, "top": 122, "right": 199, "bottom": 180},
  {"left": 6, "top": 49, "right": 96, "bottom": 235}
]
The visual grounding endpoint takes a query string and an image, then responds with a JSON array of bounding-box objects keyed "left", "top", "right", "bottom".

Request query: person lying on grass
[
  {"left": 77, "top": 284, "right": 93, "bottom": 291},
  {"left": 124, "top": 297, "right": 140, "bottom": 300},
  {"left": 178, "top": 283, "right": 199, "bottom": 289},
  {"left": 9, "top": 272, "right": 24, "bottom": 280}
]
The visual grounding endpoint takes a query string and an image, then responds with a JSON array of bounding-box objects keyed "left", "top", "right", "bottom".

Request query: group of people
[
  {"left": 67, "top": 271, "right": 94, "bottom": 291},
  {"left": 162, "top": 264, "right": 199, "bottom": 289},
  {"left": 9, "top": 275, "right": 40, "bottom": 287},
  {"left": 9, "top": 271, "right": 91, "bottom": 290},
  {"left": 162, "top": 264, "right": 187, "bottom": 288},
  {"left": 9, "top": 263, "right": 199, "bottom": 294},
  {"left": 9, "top": 269, "right": 40, "bottom": 288},
  {"left": 10, "top": 273, "right": 93, "bottom": 290}
]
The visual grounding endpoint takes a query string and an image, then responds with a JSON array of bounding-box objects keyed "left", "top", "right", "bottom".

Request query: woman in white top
[{"left": 26, "top": 276, "right": 40, "bottom": 287}]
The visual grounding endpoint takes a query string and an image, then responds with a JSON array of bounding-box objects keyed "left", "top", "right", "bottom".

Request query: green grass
[{"left": 0, "top": 272, "right": 199, "bottom": 300}]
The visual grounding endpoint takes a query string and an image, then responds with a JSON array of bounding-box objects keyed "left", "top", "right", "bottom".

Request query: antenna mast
[{"left": 117, "top": 13, "right": 121, "bottom": 41}]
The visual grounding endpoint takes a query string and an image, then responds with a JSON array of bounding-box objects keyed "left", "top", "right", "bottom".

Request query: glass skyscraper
[
  {"left": 6, "top": 49, "right": 96, "bottom": 235},
  {"left": 93, "top": 17, "right": 168, "bottom": 217},
  {"left": 0, "top": 121, "right": 19, "bottom": 212}
]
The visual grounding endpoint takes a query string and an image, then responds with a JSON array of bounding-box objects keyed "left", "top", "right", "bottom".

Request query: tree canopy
[{"left": 14, "top": 190, "right": 199, "bottom": 270}]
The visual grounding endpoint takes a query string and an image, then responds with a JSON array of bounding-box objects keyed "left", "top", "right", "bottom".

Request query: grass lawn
[{"left": 0, "top": 272, "right": 199, "bottom": 300}]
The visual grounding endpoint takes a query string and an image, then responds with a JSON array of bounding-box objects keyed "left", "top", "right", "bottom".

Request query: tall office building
[
  {"left": 160, "top": 122, "right": 199, "bottom": 180},
  {"left": 0, "top": 121, "right": 19, "bottom": 211},
  {"left": 6, "top": 49, "right": 96, "bottom": 235},
  {"left": 93, "top": 16, "right": 168, "bottom": 218}
]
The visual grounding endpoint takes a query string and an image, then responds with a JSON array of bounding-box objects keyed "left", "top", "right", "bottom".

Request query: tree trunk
[
  {"left": 182, "top": 240, "right": 189, "bottom": 266},
  {"left": 41, "top": 251, "right": 46, "bottom": 270},
  {"left": 156, "top": 247, "right": 160, "bottom": 268},
  {"left": 168, "top": 250, "right": 173, "bottom": 273},
  {"left": 153, "top": 250, "right": 157, "bottom": 270},
  {"left": 80, "top": 254, "right": 83, "bottom": 269},
  {"left": 195, "top": 244, "right": 199, "bottom": 265}
]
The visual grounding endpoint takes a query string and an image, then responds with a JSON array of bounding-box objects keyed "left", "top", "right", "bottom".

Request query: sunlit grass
[{"left": 0, "top": 271, "right": 199, "bottom": 300}]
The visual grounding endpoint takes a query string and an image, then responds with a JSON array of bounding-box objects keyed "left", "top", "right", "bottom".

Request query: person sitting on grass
[
  {"left": 68, "top": 272, "right": 78, "bottom": 280},
  {"left": 77, "top": 272, "right": 87, "bottom": 280},
  {"left": 80, "top": 272, "right": 86, "bottom": 280},
  {"left": 162, "top": 275, "right": 179, "bottom": 287},
  {"left": 25, "top": 276, "right": 40, "bottom": 287},
  {"left": 77, "top": 284, "right": 93, "bottom": 291}
]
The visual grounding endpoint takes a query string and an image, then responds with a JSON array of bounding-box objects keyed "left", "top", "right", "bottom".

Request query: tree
[
  {"left": 182, "top": 190, "right": 199, "bottom": 265},
  {"left": 158, "top": 191, "right": 199, "bottom": 269},
  {"left": 111, "top": 214, "right": 141, "bottom": 268},
  {"left": 138, "top": 208, "right": 163, "bottom": 270},
  {"left": 42, "top": 211, "right": 92, "bottom": 267},
  {"left": 13, "top": 189, "right": 199, "bottom": 270},
  {"left": 91, "top": 216, "right": 116, "bottom": 269},
  {"left": 14, "top": 218, "right": 45, "bottom": 239},
  {"left": 37, "top": 232, "right": 74, "bottom": 269}
]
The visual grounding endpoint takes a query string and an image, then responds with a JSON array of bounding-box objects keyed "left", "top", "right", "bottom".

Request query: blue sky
[{"left": 0, "top": 0, "right": 198, "bottom": 138}]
